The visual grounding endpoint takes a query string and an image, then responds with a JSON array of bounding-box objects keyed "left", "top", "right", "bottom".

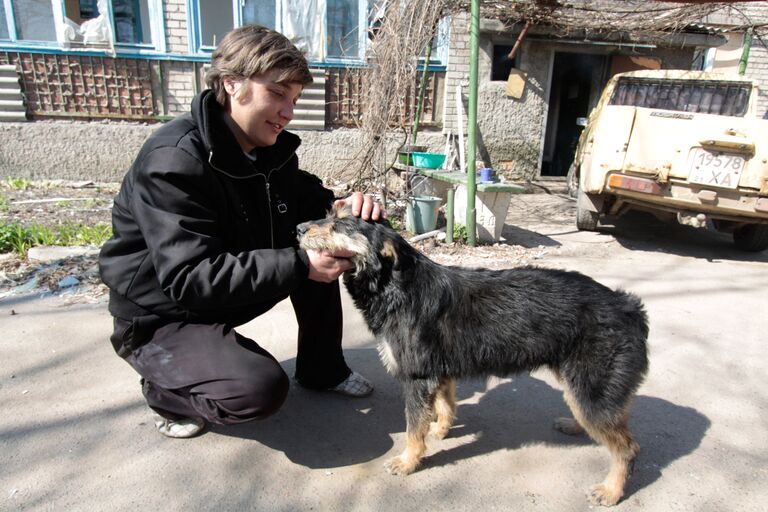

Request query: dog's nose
[{"left": 296, "top": 222, "right": 309, "bottom": 238}]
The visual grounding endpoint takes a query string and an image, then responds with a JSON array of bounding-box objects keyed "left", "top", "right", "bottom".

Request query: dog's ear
[{"left": 379, "top": 239, "right": 400, "bottom": 268}]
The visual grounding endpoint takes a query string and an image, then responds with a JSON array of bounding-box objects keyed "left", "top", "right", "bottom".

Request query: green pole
[
  {"left": 446, "top": 187, "right": 455, "bottom": 243},
  {"left": 466, "top": 0, "right": 479, "bottom": 246},
  {"left": 738, "top": 28, "right": 753, "bottom": 76}
]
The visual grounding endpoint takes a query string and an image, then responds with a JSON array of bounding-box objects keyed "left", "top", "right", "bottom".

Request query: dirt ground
[{"left": 0, "top": 181, "right": 569, "bottom": 298}]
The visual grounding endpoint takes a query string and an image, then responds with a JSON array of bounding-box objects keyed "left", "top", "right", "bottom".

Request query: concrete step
[
  {"left": 0, "top": 88, "right": 23, "bottom": 97},
  {"left": 0, "top": 76, "right": 21, "bottom": 85},
  {"left": 0, "top": 99, "right": 25, "bottom": 111},
  {"left": 0, "top": 111, "right": 27, "bottom": 122},
  {"left": 289, "top": 119, "right": 325, "bottom": 130},
  {"left": 296, "top": 98, "right": 326, "bottom": 108},
  {"left": 293, "top": 109, "right": 324, "bottom": 118},
  {"left": 0, "top": 65, "right": 18, "bottom": 76}
]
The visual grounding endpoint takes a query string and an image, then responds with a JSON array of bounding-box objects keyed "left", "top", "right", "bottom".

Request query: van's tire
[
  {"left": 733, "top": 224, "right": 768, "bottom": 252},
  {"left": 566, "top": 163, "right": 579, "bottom": 199},
  {"left": 576, "top": 205, "right": 599, "bottom": 231}
]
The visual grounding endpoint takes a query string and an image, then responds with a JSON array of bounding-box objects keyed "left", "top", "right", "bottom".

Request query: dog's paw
[
  {"left": 384, "top": 456, "right": 418, "bottom": 476},
  {"left": 553, "top": 417, "right": 585, "bottom": 436},
  {"left": 588, "top": 483, "right": 622, "bottom": 507}
]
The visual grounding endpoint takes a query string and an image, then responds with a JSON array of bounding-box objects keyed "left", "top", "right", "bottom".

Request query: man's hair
[{"left": 206, "top": 25, "right": 313, "bottom": 105}]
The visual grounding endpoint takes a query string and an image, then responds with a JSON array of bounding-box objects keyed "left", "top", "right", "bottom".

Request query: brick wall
[
  {"left": 442, "top": 12, "right": 470, "bottom": 136},
  {"left": 712, "top": 2, "right": 768, "bottom": 117},
  {"left": 164, "top": 0, "right": 190, "bottom": 54}
]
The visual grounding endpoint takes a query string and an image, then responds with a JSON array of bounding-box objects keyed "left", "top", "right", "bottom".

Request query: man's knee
[{"left": 192, "top": 364, "right": 290, "bottom": 424}]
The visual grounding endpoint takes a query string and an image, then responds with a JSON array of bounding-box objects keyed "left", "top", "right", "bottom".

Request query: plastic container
[
  {"left": 479, "top": 167, "right": 494, "bottom": 183},
  {"left": 397, "top": 145, "right": 427, "bottom": 166},
  {"left": 406, "top": 196, "right": 442, "bottom": 234},
  {"left": 411, "top": 152, "right": 446, "bottom": 169}
]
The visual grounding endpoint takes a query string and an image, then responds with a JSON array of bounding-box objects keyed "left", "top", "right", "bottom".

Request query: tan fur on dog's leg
[
  {"left": 562, "top": 386, "right": 638, "bottom": 506},
  {"left": 385, "top": 415, "right": 431, "bottom": 475},
  {"left": 431, "top": 379, "right": 456, "bottom": 439},
  {"left": 586, "top": 421, "right": 639, "bottom": 507}
]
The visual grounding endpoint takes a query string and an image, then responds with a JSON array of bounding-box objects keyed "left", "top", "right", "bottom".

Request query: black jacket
[{"left": 99, "top": 90, "right": 334, "bottom": 356}]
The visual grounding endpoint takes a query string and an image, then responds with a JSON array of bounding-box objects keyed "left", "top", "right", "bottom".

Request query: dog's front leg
[{"left": 385, "top": 378, "right": 438, "bottom": 475}]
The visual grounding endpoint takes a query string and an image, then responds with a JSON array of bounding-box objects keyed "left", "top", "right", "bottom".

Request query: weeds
[
  {"left": 2, "top": 177, "right": 33, "bottom": 191},
  {"left": 453, "top": 223, "right": 468, "bottom": 244},
  {"left": 0, "top": 222, "right": 112, "bottom": 257},
  {"left": 0, "top": 193, "right": 9, "bottom": 213}
]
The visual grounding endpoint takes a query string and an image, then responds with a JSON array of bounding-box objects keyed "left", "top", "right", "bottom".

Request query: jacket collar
[{"left": 191, "top": 89, "right": 301, "bottom": 178}]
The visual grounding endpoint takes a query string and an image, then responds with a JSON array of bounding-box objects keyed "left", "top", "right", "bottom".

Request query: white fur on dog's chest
[{"left": 377, "top": 339, "right": 399, "bottom": 375}]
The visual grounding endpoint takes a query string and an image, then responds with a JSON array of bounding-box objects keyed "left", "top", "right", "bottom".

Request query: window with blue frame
[
  {"left": 8, "top": 0, "right": 58, "bottom": 42},
  {"left": 0, "top": 0, "right": 160, "bottom": 50},
  {"left": 113, "top": 0, "right": 152, "bottom": 45},
  {"left": 327, "top": 0, "right": 358, "bottom": 59},
  {"left": 191, "top": 0, "right": 374, "bottom": 63}
]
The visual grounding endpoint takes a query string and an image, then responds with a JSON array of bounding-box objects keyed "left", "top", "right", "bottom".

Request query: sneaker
[
  {"left": 330, "top": 371, "right": 374, "bottom": 397},
  {"left": 153, "top": 414, "right": 206, "bottom": 439}
]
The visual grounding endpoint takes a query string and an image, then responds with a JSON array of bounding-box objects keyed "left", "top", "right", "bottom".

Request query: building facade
[{"left": 0, "top": 0, "right": 766, "bottom": 183}]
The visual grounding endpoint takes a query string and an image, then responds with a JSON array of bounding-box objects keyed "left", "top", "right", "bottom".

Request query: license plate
[{"left": 688, "top": 149, "right": 745, "bottom": 189}]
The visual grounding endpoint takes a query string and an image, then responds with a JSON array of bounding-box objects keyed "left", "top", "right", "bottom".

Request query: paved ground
[{"left": 2, "top": 194, "right": 767, "bottom": 511}]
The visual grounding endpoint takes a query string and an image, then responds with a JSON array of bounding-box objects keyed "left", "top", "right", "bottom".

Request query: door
[{"left": 542, "top": 52, "right": 607, "bottom": 177}]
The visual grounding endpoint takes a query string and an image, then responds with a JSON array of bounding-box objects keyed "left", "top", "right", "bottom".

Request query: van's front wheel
[{"left": 733, "top": 224, "right": 768, "bottom": 252}]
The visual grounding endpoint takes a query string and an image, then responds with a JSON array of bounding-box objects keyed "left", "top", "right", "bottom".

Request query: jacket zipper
[{"left": 208, "top": 150, "right": 295, "bottom": 249}]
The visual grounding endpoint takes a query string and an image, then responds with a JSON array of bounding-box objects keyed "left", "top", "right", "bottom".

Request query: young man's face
[{"left": 224, "top": 69, "right": 303, "bottom": 151}]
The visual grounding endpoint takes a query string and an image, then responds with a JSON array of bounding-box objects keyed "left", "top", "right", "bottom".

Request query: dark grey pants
[{"left": 119, "top": 280, "right": 351, "bottom": 424}]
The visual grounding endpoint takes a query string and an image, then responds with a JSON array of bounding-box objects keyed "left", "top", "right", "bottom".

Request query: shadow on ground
[
  {"left": 499, "top": 205, "right": 768, "bottom": 263},
  {"left": 212, "top": 349, "right": 709, "bottom": 501},
  {"left": 600, "top": 211, "right": 768, "bottom": 263}
]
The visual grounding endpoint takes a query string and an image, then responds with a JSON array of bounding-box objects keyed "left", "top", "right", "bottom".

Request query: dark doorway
[{"left": 541, "top": 52, "right": 607, "bottom": 177}]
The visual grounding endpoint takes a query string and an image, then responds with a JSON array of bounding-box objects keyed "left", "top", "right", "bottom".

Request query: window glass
[
  {"left": 327, "top": 0, "right": 358, "bottom": 58},
  {"left": 610, "top": 78, "right": 751, "bottom": 117},
  {"left": 13, "top": 0, "right": 57, "bottom": 41},
  {"left": 1, "top": 2, "right": 9, "bottom": 40},
  {"left": 200, "top": 0, "right": 233, "bottom": 47},
  {"left": 76, "top": 0, "right": 100, "bottom": 22},
  {"left": 113, "top": 0, "right": 151, "bottom": 44},
  {"left": 243, "top": 0, "right": 276, "bottom": 29},
  {"left": 491, "top": 45, "right": 518, "bottom": 81}
]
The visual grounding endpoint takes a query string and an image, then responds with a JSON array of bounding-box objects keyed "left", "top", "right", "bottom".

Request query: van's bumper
[{"left": 602, "top": 173, "right": 768, "bottom": 224}]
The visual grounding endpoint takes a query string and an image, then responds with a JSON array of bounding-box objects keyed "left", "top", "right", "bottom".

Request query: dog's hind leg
[
  {"left": 431, "top": 378, "right": 456, "bottom": 440},
  {"left": 562, "top": 386, "right": 639, "bottom": 507},
  {"left": 385, "top": 379, "right": 439, "bottom": 475},
  {"left": 552, "top": 370, "right": 585, "bottom": 436}
]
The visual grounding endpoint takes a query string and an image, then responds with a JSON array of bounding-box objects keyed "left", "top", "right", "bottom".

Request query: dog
[{"left": 297, "top": 206, "right": 649, "bottom": 507}]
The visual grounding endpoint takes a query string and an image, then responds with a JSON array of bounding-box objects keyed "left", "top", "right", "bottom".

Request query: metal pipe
[
  {"left": 446, "top": 187, "right": 455, "bottom": 244},
  {"left": 739, "top": 28, "right": 753, "bottom": 76},
  {"left": 412, "top": 38, "right": 434, "bottom": 144},
  {"left": 466, "top": 0, "right": 480, "bottom": 246}
]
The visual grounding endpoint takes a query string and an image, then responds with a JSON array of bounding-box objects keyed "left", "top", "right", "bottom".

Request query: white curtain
[{"left": 281, "top": 0, "right": 326, "bottom": 61}]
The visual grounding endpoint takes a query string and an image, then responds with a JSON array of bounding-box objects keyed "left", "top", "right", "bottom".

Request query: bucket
[
  {"left": 479, "top": 167, "right": 493, "bottom": 183},
  {"left": 406, "top": 196, "right": 442, "bottom": 234}
]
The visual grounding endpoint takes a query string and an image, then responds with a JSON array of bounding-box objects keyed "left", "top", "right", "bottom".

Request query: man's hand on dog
[
  {"left": 306, "top": 192, "right": 383, "bottom": 283},
  {"left": 307, "top": 249, "right": 355, "bottom": 283},
  {"left": 334, "top": 191, "right": 385, "bottom": 221}
]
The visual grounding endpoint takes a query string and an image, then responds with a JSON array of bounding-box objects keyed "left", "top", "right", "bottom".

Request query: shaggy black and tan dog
[{"left": 298, "top": 206, "right": 649, "bottom": 507}]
